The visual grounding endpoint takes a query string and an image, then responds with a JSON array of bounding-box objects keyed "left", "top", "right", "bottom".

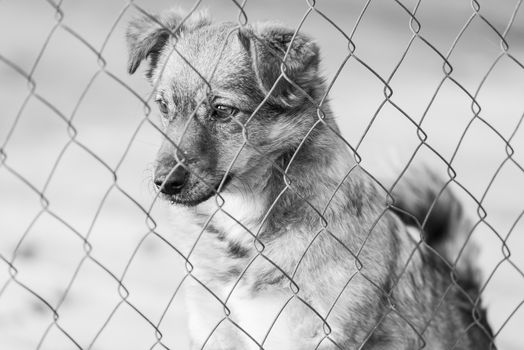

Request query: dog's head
[{"left": 127, "top": 9, "right": 323, "bottom": 206}]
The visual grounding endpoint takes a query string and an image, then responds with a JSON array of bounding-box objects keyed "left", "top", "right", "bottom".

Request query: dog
[{"left": 126, "top": 8, "right": 493, "bottom": 350}]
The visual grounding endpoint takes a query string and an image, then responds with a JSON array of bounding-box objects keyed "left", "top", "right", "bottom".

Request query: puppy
[{"left": 126, "top": 8, "right": 493, "bottom": 350}]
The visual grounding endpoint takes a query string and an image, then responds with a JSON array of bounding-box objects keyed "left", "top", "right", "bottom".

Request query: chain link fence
[{"left": 1, "top": 0, "right": 523, "bottom": 349}]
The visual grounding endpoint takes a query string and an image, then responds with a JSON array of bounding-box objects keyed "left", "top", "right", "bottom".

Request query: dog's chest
[
  {"left": 202, "top": 201, "right": 325, "bottom": 347},
  {"left": 223, "top": 284, "right": 323, "bottom": 349}
]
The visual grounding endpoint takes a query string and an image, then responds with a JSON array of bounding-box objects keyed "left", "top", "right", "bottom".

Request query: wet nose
[{"left": 154, "top": 166, "right": 188, "bottom": 195}]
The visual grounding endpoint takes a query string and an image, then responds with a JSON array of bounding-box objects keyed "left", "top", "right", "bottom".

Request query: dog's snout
[{"left": 154, "top": 166, "right": 188, "bottom": 195}]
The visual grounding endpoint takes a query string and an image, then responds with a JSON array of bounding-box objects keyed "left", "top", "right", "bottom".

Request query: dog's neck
[
  {"left": 266, "top": 125, "right": 360, "bottom": 212},
  {"left": 218, "top": 126, "right": 359, "bottom": 215}
]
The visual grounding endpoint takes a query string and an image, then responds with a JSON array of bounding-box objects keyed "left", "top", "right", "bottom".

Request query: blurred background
[{"left": 0, "top": 0, "right": 523, "bottom": 349}]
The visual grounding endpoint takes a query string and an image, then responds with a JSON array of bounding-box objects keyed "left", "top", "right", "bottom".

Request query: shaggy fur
[{"left": 126, "top": 8, "right": 493, "bottom": 350}]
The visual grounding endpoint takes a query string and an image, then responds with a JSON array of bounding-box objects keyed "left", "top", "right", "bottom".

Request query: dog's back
[{"left": 390, "top": 166, "right": 494, "bottom": 349}]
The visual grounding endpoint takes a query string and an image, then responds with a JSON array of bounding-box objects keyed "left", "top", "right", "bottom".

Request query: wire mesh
[{"left": 0, "top": 0, "right": 523, "bottom": 349}]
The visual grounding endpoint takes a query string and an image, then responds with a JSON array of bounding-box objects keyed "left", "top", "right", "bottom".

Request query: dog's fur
[{"left": 126, "top": 9, "right": 493, "bottom": 350}]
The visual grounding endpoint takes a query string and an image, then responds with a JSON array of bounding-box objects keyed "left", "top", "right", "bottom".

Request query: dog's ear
[
  {"left": 126, "top": 9, "right": 210, "bottom": 76},
  {"left": 239, "top": 24, "right": 320, "bottom": 107}
]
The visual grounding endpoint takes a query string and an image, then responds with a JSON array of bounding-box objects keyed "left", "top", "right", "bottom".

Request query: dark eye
[
  {"left": 212, "top": 104, "right": 238, "bottom": 120},
  {"left": 156, "top": 99, "right": 169, "bottom": 116}
]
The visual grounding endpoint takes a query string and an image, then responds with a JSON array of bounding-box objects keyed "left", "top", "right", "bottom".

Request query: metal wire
[{"left": 0, "top": 0, "right": 523, "bottom": 349}]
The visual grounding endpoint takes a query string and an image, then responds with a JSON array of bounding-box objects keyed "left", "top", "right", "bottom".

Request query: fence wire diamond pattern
[{"left": 0, "top": 0, "right": 523, "bottom": 349}]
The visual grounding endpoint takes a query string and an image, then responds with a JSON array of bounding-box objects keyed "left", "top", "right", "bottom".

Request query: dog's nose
[{"left": 154, "top": 166, "right": 188, "bottom": 195}]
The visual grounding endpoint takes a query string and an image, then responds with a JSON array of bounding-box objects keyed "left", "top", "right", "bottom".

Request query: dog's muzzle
[{"left": 154, "top": 165, "right": 188, "bottom": 195}]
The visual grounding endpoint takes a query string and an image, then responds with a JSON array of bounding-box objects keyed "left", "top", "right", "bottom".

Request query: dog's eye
[
  {"left": 156, "top": 99, "right": 169, "bottom": 116},
  {"left": 212, "top": 104, "right": 238, "bottom": 120}
]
